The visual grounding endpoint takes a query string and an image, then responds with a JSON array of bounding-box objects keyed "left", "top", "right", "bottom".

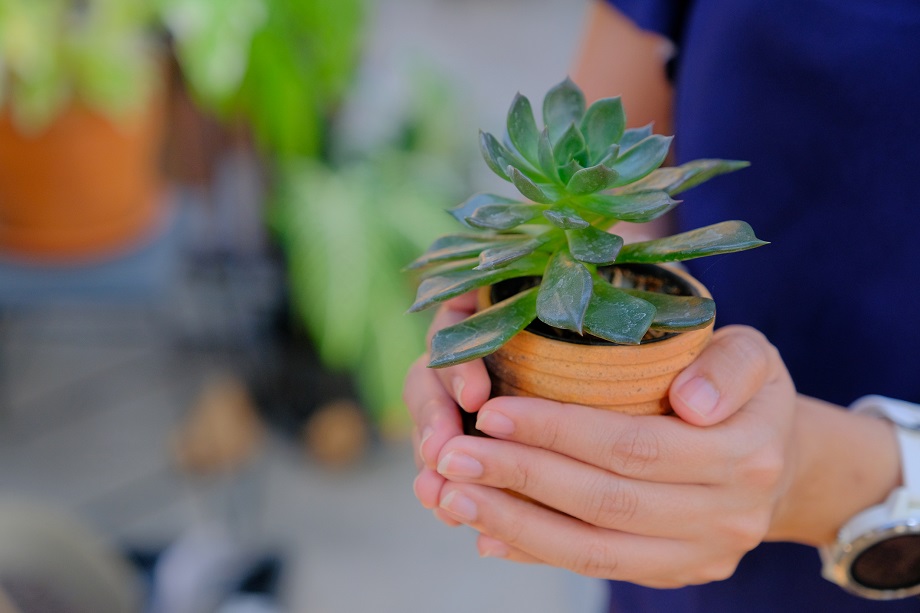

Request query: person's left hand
[{"left": 432, "top": 326, "right": 797, "bottom": 588}]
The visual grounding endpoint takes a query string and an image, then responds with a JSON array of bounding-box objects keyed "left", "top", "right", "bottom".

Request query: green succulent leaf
[
  {"left": 480, "top": 131, "right": 544, "bottom": 182},
  {"left": 405, "top": 234, "right": 517, "bottom": 269},
  {"left": 544, "top": 205, "right": 589, "bottom": 229},
  {"left": 617, "top": 220, "right": 769, "bottom": 264},
  {"left": 507, "top": 93, "right": 541, "bottom": 166},
  {"left": 536, "top": 249, "right": 593, "bottom": 333},
  {"left": 619, "top": 124, "right": 653, "bottom": 150},
  {"left": 509, "top": 167, "right": 554, "bottom": 204},
  {"left": 409, "top": 254, "right": 545, "bottom": 312},
  {"left": 429, "top": 288, "right": 538, "bottom": 368},
  {"left": 449, "top": 193, "right": 522, "bottom": 228},
  {"left": 553, "top": 122, "right": 586, "bottom": 166},
  {"left": 476, "top": 237, "right": 546, "bottom": 270},
  {"left": 543, "top": 78, "right": 586, "bottom": 144},
  {"left": 468, "top": 203, "right": 548, "bottom": 230},
  {"left": 621, "top": 159, "right": 750, "bottom": 196},
  {"left": 583, "top": 281, "right": 656, "bottom": 344},
  {"left": 609, "top": 134, "right": 673, "bottom": 186},
  {"left": 417, "top": 258, "right": 480, "bottom": 280},
  {"left": 479, "top": 131, "right": 514, "bottom": 181},
  {"left": 581, "top": 97, "right": 625, "bottom": 164},
  {"left": 567, "top": 227, "right": 624, "bottom": 265},
  {"left": 566, "top": 163, "right": 621, "bottom": 195},
  {"left": 581, "top": 190, "right": 679, "bottom": 222},
  {"left": 595, "top": 144, "right": 620, "bottom": 168},
  {"left": 621, "top": 289, "right": 716, "bottom": 332},
  {"left": 557, "top": 159, "right": 584, "bottom": 185},
  {"left": 536, "top": 128, "right": 560, "bottom": 182}
]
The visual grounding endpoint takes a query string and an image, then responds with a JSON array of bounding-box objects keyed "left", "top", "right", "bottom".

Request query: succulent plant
[{"left": 408, "top": 78, "right": 767, "bottom": 368}]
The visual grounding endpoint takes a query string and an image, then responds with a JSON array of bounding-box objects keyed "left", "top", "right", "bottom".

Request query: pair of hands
[{"left": 405, "top": 292, "right": 798, "bottom": 588}]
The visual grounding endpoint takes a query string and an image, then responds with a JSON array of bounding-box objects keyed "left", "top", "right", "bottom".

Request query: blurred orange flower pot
[
  {"left": 478, "top": 264, "right": 714, "bottom": 416},
  {"left": 0, "top": 91, "right": 166, "bottom": 262}
]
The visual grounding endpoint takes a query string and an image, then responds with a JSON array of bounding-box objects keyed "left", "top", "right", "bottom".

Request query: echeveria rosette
[{"left": 408, "top": 78, "right": 767, "bottom": 368}]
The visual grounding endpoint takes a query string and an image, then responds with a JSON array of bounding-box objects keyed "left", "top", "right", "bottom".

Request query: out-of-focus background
[{"left": 0, "top": 0, "right": 603, "bottom": 611}]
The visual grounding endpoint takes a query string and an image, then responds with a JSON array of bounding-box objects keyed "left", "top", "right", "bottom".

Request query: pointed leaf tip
[
  {"left": 507, "top": 93, "right": 540, "bottom": 166},
  {"left": 428, "top": 288, "right": 538, "bottom": 368},
  {"left": 536, "top": 250, "right": 593, "bottom": 333},
  {"left": 543, "top": 78, "right": 586, "bottom": 145}
]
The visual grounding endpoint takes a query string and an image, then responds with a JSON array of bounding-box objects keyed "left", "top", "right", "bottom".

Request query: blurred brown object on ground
[
  {"left": 172, "top": 376, "right": 265, "bottom": 476},
  {"left": 0, "top": 87, "right": 167, "bottom": 263},
  {"left": 303, "top": 399, "right": 369, "bottom": 469}
]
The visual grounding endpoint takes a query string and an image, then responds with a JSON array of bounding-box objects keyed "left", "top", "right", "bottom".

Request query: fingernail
[
  {"left": 676, "top": 376, "right": 720, "bottom": 416},
  {"left": 480, "top": 541, "right": 509, "bottom": 558},
  {"left": 412, "top": 473, "right": 428, "bottom": 506},
  {"left": 437, "top": 451, "right": 483, "bottom": 479},
  {"left": 419, "top": 427, "right": 434, "bottom": 464},
  {"left": 440, "top": 490, "right": 478, "bottom": 522},
  {"left": 476, "top": 410, "right": 515, "bottom": 437},
  {"left": 452, "top": 377, "right": 466, "bottom": 410}
]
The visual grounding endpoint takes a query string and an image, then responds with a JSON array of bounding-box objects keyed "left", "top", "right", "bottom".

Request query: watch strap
[{"left": 850, "top": 395, "right": 920, "bottom": 504}]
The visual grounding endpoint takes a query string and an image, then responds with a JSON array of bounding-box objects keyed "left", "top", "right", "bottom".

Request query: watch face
[{"left": 851, "top": 534, "right": 920, "bottom": 591}]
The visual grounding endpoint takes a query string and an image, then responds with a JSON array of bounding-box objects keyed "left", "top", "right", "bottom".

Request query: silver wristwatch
[{"left": 820, "top": 395, "right": 920, "bottom": 600}]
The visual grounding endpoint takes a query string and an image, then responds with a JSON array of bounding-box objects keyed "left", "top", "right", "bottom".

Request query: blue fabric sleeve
[{"left": 604, "top": 0, "right": 687, "bottom": 43}]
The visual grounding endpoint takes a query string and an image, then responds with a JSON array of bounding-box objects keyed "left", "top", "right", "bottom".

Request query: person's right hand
[{"left": 404, "top": 292, "right": 492, "bottom": 526}]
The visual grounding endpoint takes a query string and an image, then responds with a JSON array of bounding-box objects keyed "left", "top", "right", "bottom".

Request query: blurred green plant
[
  {"left": 269, "top": 75, "right": 470, "bottom": 432},
  {"left": 0, "top": 0, "right": 161, "bottom": 132},
  {"left": 163, "top": 0, "right": 364, "bottom": 159},
  {"left": 1, "top": 0, "right": 363, "bottom": 156}
]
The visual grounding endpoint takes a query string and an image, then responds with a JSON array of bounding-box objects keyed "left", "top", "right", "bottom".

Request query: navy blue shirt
[{"left": 606, "top": 0, "right": 920, "bottom": 611}]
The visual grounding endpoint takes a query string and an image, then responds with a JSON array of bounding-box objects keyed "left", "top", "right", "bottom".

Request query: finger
[
  {"left": 476, "top": 534, "right": 543, "bottom": 564},
  {"left": 404, "top": 355, "right": 462, "bottom": 469},
  {"left": 437, "top": 437, "right": 715, "bottom": 539},
  {"left": 413, "top": 467, "right": 446, "bottom": 510},
  {"left": 443, "top": 291, "right": 479, "bottom": 314},
  {"left": 669, "top": 325, "right": 781, "bottom": 426},
  {"left": 412, "top": 450, "right": 460, "bottom": 528},
  {"left": 473, "top": 396, "right": 732, "bottom": 484},
  {"left": 428, "top": 303, "right": 491, "bottom": 413},
  {"left": 433, "top": 508, "right": 462, "bottom": 527},
  {"left": 438, "top": 483, "right": 731, "bottom": 587}
]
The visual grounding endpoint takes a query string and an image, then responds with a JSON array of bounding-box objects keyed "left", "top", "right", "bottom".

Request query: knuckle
[
  {"left": 500, "top": 509, "right": 527, "bottom": 546},
  {"left": 538, "top": 415, "right": 564, "bottom": 450},
  {"left": 508, "top": 456, "right": 532, "bottom": 493},
  {"left": 608, "top": 425, "right": 661, "bottom": 476},
  {"left": 718, "top": 326, "right": 780, "bottom": 377},
  {"left": 723, "top": 512, "right": 770, "bottom": 552},
  {"left": 699, "top": 558, "right": 741, "bottom": 583},
  {"left": 573, "top": 540, "right": 619, "bottom": 579},
  {"left": 587, "top": 478, "right": 639, "bottom": 527},
  {"left": 738, "top": 444, "right": 785, "bottom": 491}
]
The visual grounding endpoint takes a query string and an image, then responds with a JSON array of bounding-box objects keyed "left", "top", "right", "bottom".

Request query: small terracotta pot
[
  {"left": 0, "top": 87, "right": 166, "bottom": 262},
  {"left": 478, "top": 265, "right": 713, "bottom": 415}
]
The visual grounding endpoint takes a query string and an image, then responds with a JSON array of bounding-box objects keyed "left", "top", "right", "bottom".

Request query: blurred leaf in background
[
  {"left": 0, "top": 0, "right": 161, "bottom": 132},
  {"left": 165, "top": 0, "right": 364, "bottom": 160},
  {"left": 269, "top": 73, "right": 471, "bottom": 434},
  {"left": 160, "top": 0, "right": 266, "bottom": 109}
]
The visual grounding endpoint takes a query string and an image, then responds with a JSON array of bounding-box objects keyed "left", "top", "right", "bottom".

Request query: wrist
[
  {"left": 821, "top": 395, "right": 920, "bottom": 599},
  {"left": 767, "top": 395, "right": 900, "bottom": 546}
]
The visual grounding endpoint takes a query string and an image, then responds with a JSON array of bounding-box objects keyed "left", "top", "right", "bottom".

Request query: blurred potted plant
[
  {"left": 167, "top": 0, "right": 442, "bottom": 439},
  {"left": 162, "top": 0, "right": 364, "bottom": 162},
  {"left": 0, "top": 0, "right": 167, "bottom": 260},
  {"left": 270, "top": 73, "right": 468, "bottom": 435},
  {"left": 409, "top": 79, "right": 768, "bottom": 415}
]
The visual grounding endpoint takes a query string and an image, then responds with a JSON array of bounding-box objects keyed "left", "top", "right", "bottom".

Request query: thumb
[{"left": 669, "top": 325, "right": 781, "bottom": 426}]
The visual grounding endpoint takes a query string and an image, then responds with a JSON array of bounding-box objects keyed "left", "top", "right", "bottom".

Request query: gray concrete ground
[{"left": 0, "top": 1, "right": 607, "bottom": 611}]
